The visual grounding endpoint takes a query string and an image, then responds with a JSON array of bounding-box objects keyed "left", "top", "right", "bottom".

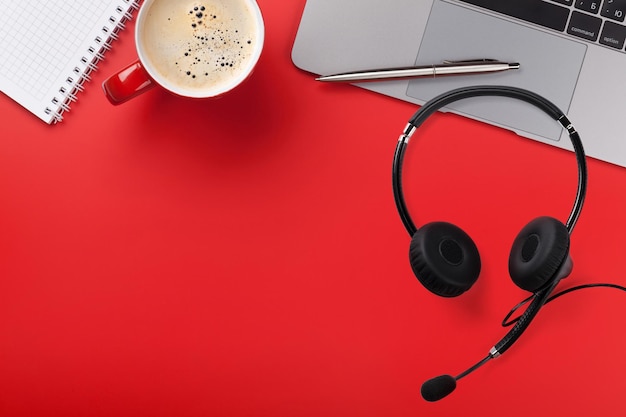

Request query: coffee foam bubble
[{"left": 141, "top": 0, "right": 259, "bottom": 94}]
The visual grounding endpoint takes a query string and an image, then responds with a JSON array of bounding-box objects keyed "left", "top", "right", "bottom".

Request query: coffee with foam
[{"left": 140, "top": 0, "right": 261, "bottom": 96}]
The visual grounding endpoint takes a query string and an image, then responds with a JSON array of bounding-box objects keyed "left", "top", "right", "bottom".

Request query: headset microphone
[
  {"left": 392, "top": 86, "right": 588, "bottom": 401},
  {"left": 421, "top": 278, "right": 561, "bottom": 401},
  {"left": 421, "top": 374, "right": 457, "bottom": 402}
]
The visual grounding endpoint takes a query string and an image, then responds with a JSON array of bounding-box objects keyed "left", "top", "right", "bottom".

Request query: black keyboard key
[
  {"left": 457, "top": 0, "right": 570, "bottom": 32},
  {"left": 575, "top": 0, "right": 601, "bottom": 14},
  {"left": 600, "top": 20, "right": 626, "bottom": 48},
  {"left": 552, "top": 0, "right": 574, "bottom": 5},
  {"left": 567, "top": 11, "right": 602, "bottom": 40},
  {"left": 601, "top": 0, "right": 626, "bottom": 22}
]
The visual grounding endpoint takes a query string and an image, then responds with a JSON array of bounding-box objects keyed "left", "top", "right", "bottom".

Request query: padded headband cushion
[{"left": 508, "top": 216, "right": 570, "bottom": 293}]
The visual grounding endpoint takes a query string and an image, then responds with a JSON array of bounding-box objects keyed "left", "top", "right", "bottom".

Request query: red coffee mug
[{"left": 103, "top": 0, "right": 264, "bottom": 105}]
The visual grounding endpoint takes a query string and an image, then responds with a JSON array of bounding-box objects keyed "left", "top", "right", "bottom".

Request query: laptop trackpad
[{"left": 406, "top": 1, "right": 586, "bottom": 141}]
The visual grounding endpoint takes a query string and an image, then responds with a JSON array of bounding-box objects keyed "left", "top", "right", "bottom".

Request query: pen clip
[{"left": 441, "top": 58, "right": 502, "bottom": 65}]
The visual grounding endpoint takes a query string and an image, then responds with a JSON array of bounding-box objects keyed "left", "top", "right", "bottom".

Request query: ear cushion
[
  {"left": 409, "top": 222, "right": 481, "bottom": 297},
  {"left": 509, "top": 216, "right": 570, "bottom": 293}
]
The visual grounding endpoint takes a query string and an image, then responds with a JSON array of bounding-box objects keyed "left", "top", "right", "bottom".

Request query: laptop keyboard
[{"left": 457, "top": 0, "right": 626, "bottom": 51}]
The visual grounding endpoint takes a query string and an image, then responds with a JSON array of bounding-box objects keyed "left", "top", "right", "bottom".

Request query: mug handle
[{"left": 102, "top": 60, "right": 156, "bottom": 105}]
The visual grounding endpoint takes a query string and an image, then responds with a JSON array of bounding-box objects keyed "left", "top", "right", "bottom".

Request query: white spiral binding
[{"left": 48, "top": 0, "right": 141, "bottom": 123}]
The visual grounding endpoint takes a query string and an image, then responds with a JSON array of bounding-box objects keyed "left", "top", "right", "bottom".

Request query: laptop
[{"left": 292, "top": 0, "right": 626, "bottom": 168}]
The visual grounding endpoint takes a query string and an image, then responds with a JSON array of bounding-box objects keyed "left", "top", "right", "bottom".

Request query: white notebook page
[{"left": 0, "top": 0, "right": 138, "bottom": 123}]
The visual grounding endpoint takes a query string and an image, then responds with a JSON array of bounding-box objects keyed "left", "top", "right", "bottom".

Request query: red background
[{"left": 1, "top": 1, "right": 626, "bottom": 416}]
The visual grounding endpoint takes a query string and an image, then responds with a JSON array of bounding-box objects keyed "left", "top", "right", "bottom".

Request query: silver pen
[{"left": 315, "top": 59, "right": 520, "bottom": 82}]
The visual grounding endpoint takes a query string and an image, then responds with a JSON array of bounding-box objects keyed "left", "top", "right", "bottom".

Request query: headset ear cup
[
  {"left": 508, "top": 216, "right": 570, "bottom": 293},
  {"left": 409, "top": 222, "right": 481, "bottom": 297}
]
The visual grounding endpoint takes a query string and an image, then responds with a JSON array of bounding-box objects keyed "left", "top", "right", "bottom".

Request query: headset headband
[{"left": 392, "top": 85, "right": 587, "bottom": 237}]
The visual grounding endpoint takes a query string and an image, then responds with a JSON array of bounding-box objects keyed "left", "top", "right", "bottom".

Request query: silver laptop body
[{"left": 292, "top": 0, "right": 626, "bottom": 168}]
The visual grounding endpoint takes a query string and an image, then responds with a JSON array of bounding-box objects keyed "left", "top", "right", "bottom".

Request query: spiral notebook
[{"left": 0, "top": 0, "right": 140, "bottom": 124}]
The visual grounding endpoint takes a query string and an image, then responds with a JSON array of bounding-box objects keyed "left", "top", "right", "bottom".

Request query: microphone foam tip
[{"left": 421, "top": 374, "right": 457, "bottom": 402}]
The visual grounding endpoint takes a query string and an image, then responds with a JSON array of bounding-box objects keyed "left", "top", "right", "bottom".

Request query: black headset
[{"left": 392, "top": 85, "right": 588, "bottom": 401}]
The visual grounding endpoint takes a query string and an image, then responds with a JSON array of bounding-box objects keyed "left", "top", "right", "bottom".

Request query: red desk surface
[{"left": 1, "top": 2, "right": 626, "bottom": 416}]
